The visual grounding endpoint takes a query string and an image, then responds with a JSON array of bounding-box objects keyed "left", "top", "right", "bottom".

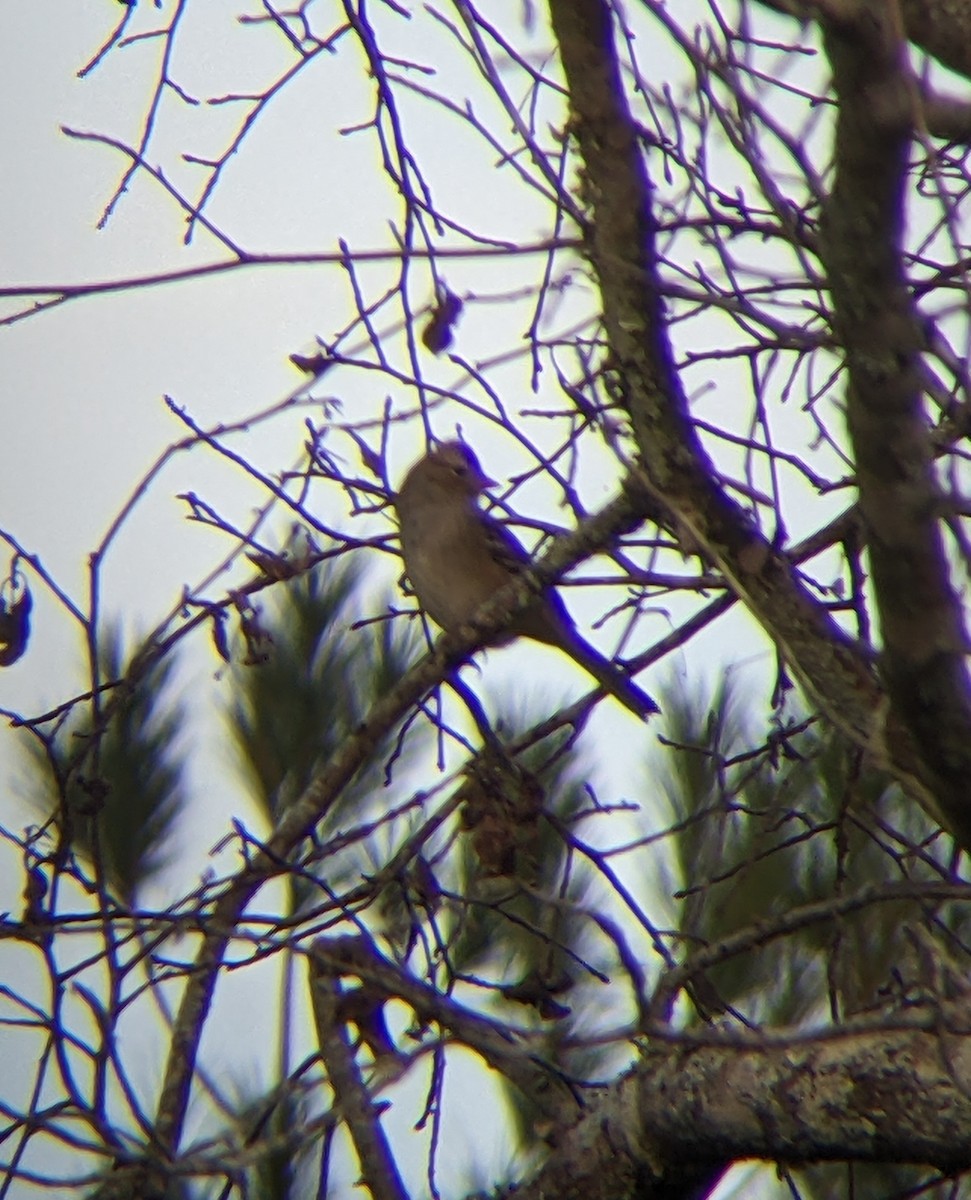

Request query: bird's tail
[{"left": 568, "top": 634, "right": 659, "bottom": 720}]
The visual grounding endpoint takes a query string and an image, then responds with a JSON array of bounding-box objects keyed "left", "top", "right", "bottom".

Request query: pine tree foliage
[
  {"left": 227, "top": 552, "right": 428, "bottom": 910},
  {"left": 19, "top": 626, "right": 187, "bottom": 903}
]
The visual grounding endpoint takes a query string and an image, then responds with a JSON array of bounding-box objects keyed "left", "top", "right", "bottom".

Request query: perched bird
[{"left": 395, "top": 441, "right": 658, "bottom": 719}]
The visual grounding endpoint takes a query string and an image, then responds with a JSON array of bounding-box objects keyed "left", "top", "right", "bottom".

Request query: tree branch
[
  {"left": 547, "top": 0, "right": 971, "bottom": 850},
  {"left": 309, "top": 957, "right": 409, "bottom": 1200},
  {"left": 820, "top": 2, "right": 971, "bottom": 853},
  {"left": 511, "top": 1006, "right": 971, "bottom": 1199},
  {"left": 754, "top": 0, "right": 971, "bottom": 82}
]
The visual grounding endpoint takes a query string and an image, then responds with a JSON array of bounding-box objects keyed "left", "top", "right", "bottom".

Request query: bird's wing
[{"left": 480, "top": 509, "right": 532, "bottom": 574}]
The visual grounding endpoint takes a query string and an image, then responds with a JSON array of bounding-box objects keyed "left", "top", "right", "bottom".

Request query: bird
[{"left": 395, "top": 441, "right": 658, "bottom": 719}]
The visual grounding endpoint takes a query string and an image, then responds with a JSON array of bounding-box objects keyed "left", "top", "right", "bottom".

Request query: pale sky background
[{"left": 0, "top": 2, "right": 852, "bottom": 1197}]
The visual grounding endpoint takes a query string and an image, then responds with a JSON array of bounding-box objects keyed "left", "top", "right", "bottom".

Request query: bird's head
[{"left": 402, "top": 441, "right": 498, "bottom": 499}]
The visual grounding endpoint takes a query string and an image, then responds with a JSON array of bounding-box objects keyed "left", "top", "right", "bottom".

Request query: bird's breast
[{"left": 399, "top": 502, "right": 502, "bottom": 633}]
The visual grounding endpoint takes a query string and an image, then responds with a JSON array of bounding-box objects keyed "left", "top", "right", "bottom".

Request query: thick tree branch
[
  {"left": 509, "top": 1007, "right": 971, "bottom": 1199},
  {"left": 547, "top": 0, "right": 971, "bottom": 850},
  {"left": 820, "top": 3, "right": 971, "bottom": 856},
  {"left": 309, "top": 958, "right": 409, "bottom": 1200},
  {"left": 901, "top": 0, "right": 971, "bottom": 78},
  {"left": 754, "top": 0, "right": 971, "bottom": 81}
]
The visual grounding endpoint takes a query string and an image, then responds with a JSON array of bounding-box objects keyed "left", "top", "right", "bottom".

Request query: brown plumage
[{"left": 395, "top": 441, "right": 657, "bottom": 719}]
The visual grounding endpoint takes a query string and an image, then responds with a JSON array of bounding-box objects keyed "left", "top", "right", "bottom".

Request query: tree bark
[{"left": 509, "top": 1011, "right": 971, "bottom": 1199}]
